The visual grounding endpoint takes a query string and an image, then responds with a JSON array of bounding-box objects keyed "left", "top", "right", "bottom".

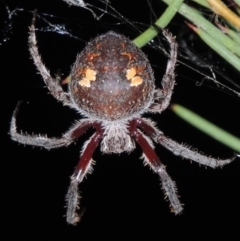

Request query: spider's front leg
[
  {"left": 66, "top": 123, "right": 103, "bottom": 225},
  {"left": 149, "top": 30, "right": 178, "bottom": 113},
  {"left": 10, "top": 102, "right": 93, "bottom": 149},
  {"left": 129, "top": 119, "right": 183, "bottom": 214},
  {"left": 29, "top": 13, "right": 72, "bottom": 106}
]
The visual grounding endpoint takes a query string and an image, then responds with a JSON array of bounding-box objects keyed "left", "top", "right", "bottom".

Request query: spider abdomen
[{"left": 69, "top": 31, "right": 155, "bottom": 120}]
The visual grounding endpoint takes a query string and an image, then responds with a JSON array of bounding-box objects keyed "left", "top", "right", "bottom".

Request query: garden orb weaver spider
[{"left": 10, "top": 15, "right": 236, "bottom": 225}]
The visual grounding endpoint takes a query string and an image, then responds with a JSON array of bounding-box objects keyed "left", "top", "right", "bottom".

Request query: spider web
[{"left": 1, "top": 0, "right": 240, "bottom": 99}]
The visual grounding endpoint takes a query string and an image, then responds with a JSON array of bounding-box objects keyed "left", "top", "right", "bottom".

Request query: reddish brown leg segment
[
  {"left": 74, "top": 123, "right": 103, "bottom": 180},
  {"left": 129, "top": 119, "right": 183, "bottom": 214},
  {"left": 66, "top": 122, "right": 103, "bottom": 225}
]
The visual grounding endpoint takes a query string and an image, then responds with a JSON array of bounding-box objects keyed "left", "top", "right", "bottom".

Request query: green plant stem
[
  {"left": 161, "top": 0, "right": 240, "bottom": 56},
  {"left": 227, "top": 28, "right": 240, "bottom": 44},
  {"left": 233, "top": 0, "right": 240, "bottom": 8},
  {"left": 132, "top": 0, "right": 183, "bottom": 48},
  {"left": 171, "top": 104, "right": 240, "bottom": 152},
  {"left": 187, "top": 23, "right": 240, "bottom": 71},
  {"left": 191, "top": 0, "right": 210, "bottom": 8}
]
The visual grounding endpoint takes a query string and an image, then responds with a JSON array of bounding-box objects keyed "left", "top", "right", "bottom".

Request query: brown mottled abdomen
[{"left": 70, "top": 31, "right": 155, "bottom": 120}]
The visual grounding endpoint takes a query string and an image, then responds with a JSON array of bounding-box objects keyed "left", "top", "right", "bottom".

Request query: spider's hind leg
[
  {"left": 129, "top": 119, "right": 183, "bottom": 214},
  {"left": 66, "top": 123, "right": 103, "bottom": 225}
]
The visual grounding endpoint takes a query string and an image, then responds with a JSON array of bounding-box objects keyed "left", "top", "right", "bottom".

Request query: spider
[{"left": 10, "top": 15, "right": 236, "bottom": 225}]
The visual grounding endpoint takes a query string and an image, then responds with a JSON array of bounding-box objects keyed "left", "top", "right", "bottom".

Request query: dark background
[{"left": 1, "top": 0, "right": 240, "bottom": 240}]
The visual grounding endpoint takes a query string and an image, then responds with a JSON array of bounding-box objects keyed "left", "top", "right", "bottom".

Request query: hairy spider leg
[
  {"left": 29, "top": 12, "right": 72, "bottom": 106},
  {"left": 129, "top": 119, "right": 183, "bottom": 214},
  {"left": 66, "top": 122, "right": 103, "bottom": 225},
  {"left": 135, "top": 118, "right": 236, "bottom": 169},
  {"left": 74, "top": 123, "right": 103, "bottom": 179},
  {"left": 158, "top": 135, "right": 236, "bottom": 168},
  {"left": 10, "top": 102, "right": 94, "bottom": 149},
  {"left": 148, "top": 30, "right": 177, "bottom": 113}
]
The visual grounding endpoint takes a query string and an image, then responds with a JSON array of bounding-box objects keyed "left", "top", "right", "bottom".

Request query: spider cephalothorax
[{"left": 10, "top": 15, "right": 236, "bottom": 225}]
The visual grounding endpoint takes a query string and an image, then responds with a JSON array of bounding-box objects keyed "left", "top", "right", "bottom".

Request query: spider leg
[
  {"left": 135, "top": 118, "right": 236, "bottom": 168},
  {"left": 29, "top": 13, "right": 72, "bottom": 106},
  {"left": 129, "top": 120, "right": 183, "bottom": 214},
  {"left": 149, "top": 30, "right": 177, "bottom": 113},
  {"left": 66, "top": 123, "right": 103, "bottom": 225},
  {"left": 10, "top": 102, "right": 93, "bottom": 149},
  {"left": 158, "top": 134, "right": 236, "bottom": 168}
]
